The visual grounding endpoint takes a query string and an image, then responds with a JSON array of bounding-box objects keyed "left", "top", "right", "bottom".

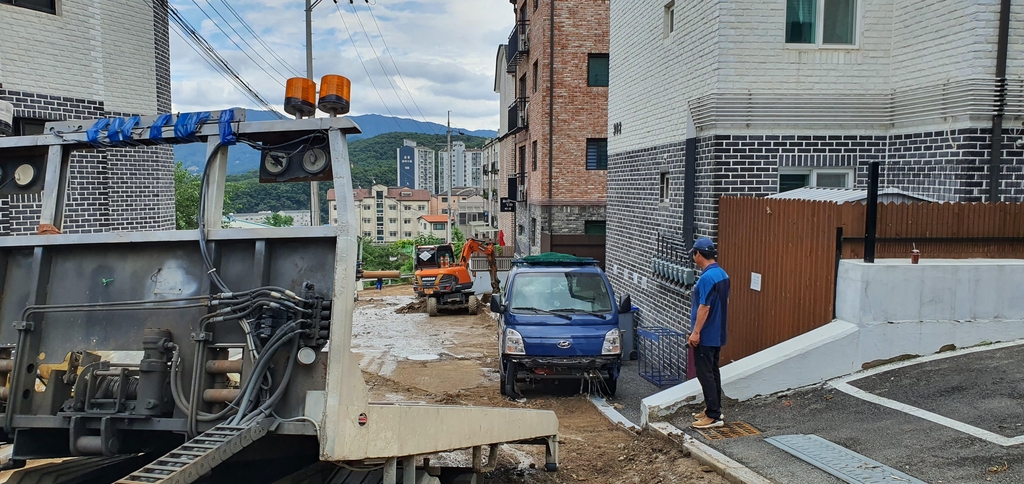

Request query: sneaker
[
  {"left": 692, "top": 417, "right": 724, "bottom": 429},
  {"left": 692, "top": 409, "right": 724, "bottom": 421}
]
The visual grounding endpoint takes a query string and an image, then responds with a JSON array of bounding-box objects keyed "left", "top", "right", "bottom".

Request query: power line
[
  {"left": 333, "top": 0, "right": 403, "bottom": 131},
  {"left": 204, "top": 0, "right": 298, "bottom": 81},
  {"left": 361, "top": 0, "right": 438, "bottom": 134},
  {"left": 162, "top": 1, "right": 285, "bottom": 117},
  {"left": 187, "top": 0, "right": 287, "bottom": 87},
  {"left": 221, "top": 0, "right": 304, "bottom": 78},
  {"left": 346, "top": 1, "right": 430, "bottom": 134}
]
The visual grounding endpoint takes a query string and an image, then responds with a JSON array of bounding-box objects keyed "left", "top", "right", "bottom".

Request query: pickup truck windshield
[{"left": 510, "top": 272, "right": 613, "bottom": 313}]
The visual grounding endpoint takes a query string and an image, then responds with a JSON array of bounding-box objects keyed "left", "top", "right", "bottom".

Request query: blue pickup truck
[{"left": 490, "top": 254, "right": 630, "bottom": 398}]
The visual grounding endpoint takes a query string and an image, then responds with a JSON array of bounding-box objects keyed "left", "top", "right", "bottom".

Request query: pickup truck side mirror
[
  {"left": 490, "top": 297, "right": 506, "bottom": 314},
  {"left": 618, "top": 294, "right": 632, "bottom": 314}
]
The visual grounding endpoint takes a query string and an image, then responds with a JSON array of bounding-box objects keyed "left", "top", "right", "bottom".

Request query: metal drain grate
[{"left": 694, "top": 421, "right": 761, "bottom": 440}]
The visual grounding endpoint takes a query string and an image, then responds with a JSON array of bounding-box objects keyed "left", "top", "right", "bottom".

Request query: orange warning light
[
  {"left": 284, "top": 77, "right": 317, "bottom": 117},
  {"left": 318, "top": 75, "right": 351, "bottom": 116}
]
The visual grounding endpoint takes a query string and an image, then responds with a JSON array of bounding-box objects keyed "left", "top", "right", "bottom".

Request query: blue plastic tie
[
  {"left": 86, "top": 118, "right": 111, "bottom": 146},
  {"left": 174, "top": 111, "right": 211, "bottom": 142},
  {"left": 120, "top": 116, "right": 141, "bottom": 142},
  {"left": 149, "top": 113, "right": 173, "bottom": 143},
  {"left": 107, "top": 117, "right": 126, "bottom": 145},
  {"left": 218, "top": 110, "right": 237, "bottom": 146}
]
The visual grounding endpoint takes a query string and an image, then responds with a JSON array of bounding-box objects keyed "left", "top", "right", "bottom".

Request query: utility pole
[
  {"left": 306, "top": 0, "right": 321, "bottom": 226},
  {"left": 446, "top": 111, "right": 452, "bottom": 243}
]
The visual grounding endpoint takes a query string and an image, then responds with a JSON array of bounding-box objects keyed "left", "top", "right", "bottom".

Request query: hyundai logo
[{"left": 556, "top": 340, "right": 572, "bottom": 349}]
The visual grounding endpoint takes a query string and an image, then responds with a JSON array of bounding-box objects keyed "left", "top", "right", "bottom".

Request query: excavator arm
[{"left": 460, "top": 238, "right": 501, "bottom": 295}]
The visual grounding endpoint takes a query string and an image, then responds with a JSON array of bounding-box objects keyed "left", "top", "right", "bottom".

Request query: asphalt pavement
[{"left": 668, "top": 343, "right": 1024, "bottom": 484}]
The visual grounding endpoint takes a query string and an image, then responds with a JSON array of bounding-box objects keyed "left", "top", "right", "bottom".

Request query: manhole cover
[
  {"left": 408, "top": 354, "right": 440, "bottom": 361},
  {"left": 695, "top": 421, "right": 761, "bottom": 440}
]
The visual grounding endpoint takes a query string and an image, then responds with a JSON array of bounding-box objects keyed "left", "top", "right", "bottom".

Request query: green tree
[
  {"left": 451, "top": 225, "right": 466, "bottom": 258},
  {"left": 174, "top": 161, "right": 201, "bottom": 230},
  {"left": 263, "top": 212, "right": 294, "bottom": 227}
]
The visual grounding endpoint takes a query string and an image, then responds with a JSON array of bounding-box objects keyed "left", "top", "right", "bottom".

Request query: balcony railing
[
  {"left": 505, "top": 20, "right": 530, "bottom": 73},
  {"left": 507, "top": 97, "right": 528, "bottom": 134}
]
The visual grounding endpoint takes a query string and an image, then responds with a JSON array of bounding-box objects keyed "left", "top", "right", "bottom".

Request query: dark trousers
[{"left": 693, "top": 345, "right": 723, "bottom": 420}]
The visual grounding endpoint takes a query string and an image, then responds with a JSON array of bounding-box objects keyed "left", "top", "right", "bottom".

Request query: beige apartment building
[{"left": 341, "top": 185, "right": 432, "bottom": 243}]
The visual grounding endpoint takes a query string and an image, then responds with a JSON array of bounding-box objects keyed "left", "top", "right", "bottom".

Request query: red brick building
[{"left": 497, "top": 0, "right": 609, "bottom": 262}]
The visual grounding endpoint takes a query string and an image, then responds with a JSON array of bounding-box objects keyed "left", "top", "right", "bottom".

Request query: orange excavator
[{"left": 413, "top": 238, "right": 501, "bottom": 316}]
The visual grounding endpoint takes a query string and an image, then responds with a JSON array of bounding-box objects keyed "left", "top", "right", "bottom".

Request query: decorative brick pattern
[
  {"left": 607, "top": 130, "right": 1024, "bottom": 335},
  {"left": 0, "top": 89, "right": 174, "bottom": 236}
]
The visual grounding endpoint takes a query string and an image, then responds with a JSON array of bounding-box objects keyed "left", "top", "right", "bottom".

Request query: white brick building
[
  {"left": 0, "top": 0, "right": 173, "bottom": 235},
  {"left": 606, "top": 0, "right": 1024, "bottom": 335}
]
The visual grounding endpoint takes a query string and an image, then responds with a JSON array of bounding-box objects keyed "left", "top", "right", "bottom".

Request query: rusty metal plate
[{"left": 695, "top": 421, "right": 761, "bottom": 440}]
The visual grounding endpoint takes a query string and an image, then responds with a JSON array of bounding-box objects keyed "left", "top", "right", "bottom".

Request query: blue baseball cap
[{"left": 691, "top": 237, "right": 716, "bottom": 255}]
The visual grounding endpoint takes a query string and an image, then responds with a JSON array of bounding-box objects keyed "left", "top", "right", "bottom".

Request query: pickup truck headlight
[
  {"left": 504, "top": 328, "right": 526, "bottom": 355},
  {"left": 602, "top": 329, "right": 621, "bottom": 355}
]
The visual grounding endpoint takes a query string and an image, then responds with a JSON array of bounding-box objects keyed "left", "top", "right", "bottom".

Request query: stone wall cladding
[{"left": 607, "top": 130, "right": 1024, "bottom": 335}]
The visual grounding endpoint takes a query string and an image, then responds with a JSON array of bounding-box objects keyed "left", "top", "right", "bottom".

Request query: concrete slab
[
  {"left": 606, "top": 359, "right": 662, "bottom": 426},
  {"left": 668, "top": 344, "right": 1024, "bottom": 484}
]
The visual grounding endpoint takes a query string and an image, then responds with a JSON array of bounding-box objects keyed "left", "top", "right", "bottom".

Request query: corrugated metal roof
[{"left": 766, "top": 187, "right": 936, "bottom": 203}]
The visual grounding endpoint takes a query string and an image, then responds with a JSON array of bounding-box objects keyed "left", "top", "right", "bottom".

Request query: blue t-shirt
[{"left": 689, "top": 263, "right": 730, "bottom": 347}]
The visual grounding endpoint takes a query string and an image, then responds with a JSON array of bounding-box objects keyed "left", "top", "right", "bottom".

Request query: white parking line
[{"left": 829, "top": 339, "right": 1024, "bottom": 447}]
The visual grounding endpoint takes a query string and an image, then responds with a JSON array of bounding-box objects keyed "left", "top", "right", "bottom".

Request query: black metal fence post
[{"left": 864, "top": 161, "right": 879, "bottom": 263}]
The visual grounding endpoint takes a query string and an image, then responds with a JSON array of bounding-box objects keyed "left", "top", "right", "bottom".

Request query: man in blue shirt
[{"left": 687, "top": 237, "right": 730, "bottom": 429}]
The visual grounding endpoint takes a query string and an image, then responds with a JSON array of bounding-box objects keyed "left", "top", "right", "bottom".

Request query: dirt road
[{"left": 353, "top": 285, "right": 726, "bottom": 484}]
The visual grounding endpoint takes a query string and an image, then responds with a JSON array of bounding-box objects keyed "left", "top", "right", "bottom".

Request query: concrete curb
[
  {"left": 588, "top": 395, "right": 641, "bottom": 431},
  {"left": 587, "top": 397, "right": 772, "bottom": 483},
  {"left": 648, "top": 422, "right": 774, "bottom": 484}
]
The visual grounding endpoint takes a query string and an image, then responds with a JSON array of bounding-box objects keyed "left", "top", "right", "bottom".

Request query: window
[
  {"left": 519, "top": 74, "right": 527, "bottom": 98},
  {"left": 0, "top": 0, "right": 57, "bottom": 14},
  {"left": 588, "top": 54, "right": 609, "bottom": 87},
  {"left": 389, "top": 218, "right": 397, "bottom": 224},
  {"left": 363, "top": 205, "right": 371, "bottom": 211},
  {"left": 362, "top": 218, "right": 371, "bottom": 224},
  {"left": 441, "top": 197, "right": 448, "bottom": 203},
  {"left": 660, "top": 172, "right": 670, "bottom": 203},
  {"left": 388, "top": 204, "right": 397, "bottom": 211},
  {"left": 519, "top": 145, "right": 527, "bottom": 178},
  {"left": 417, "top": 204, "right": 426, "bottom": 211},
  {"left": 10, "top": 118, "right": 46, "bottom": 136},
  {"left": 531, "top": 218, "right": 537, "bottom": 245},
  {"left": 404, "top": 218, "right": 411, "bottom": 224},
  {"left": 586, "top": 139, "right": 608, "bottom": 170},
  {"left": 778, "top": 168, "right": 853, "bottom": 192},
  {"left": 433, "top": 223, "right": 445, "bottom": 231},
  {"left": 663, "top": 1, "right": 675, "bottom": 38},
  {"left": 404, "top": 232, "right": 413, "bottom": 238},
  {"left": 532, "top": 61, "right": 539, "bottom": 93},
  {"left": 786, "top": 0, "right": 857, "bottom": 46},
  {"left": 389, "top": 231, "right": 398, "bottom": 237},
  {"left": 403, "top": 205, "right": 412, "bottom": 210},
  {"left": 585, "top": 221, "right": 607, "bottom": 236},
  {"left": 441, "top": 209, "right": 449, "bottom": 214},
  {"left": 363, "top": 231, "right": 371, "bottom": 237},
  {"left": 375, "top": 191, "right": 384, "bottom": 199},
  {"left": 532, "top": 141, "right": 538, "bottom": 171}
]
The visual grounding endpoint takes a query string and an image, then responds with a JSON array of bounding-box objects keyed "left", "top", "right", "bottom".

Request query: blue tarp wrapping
[
  {"left": 174, "top": 111, "right": 211, "bottom": 142},
  {"left": 218, "top": 110, "right": 237, "bottom": 145},
  {"left": 106, "top": 117, "right": 126, "bottom": 145},
  {"left": 86, "top": 118, "right": 111, "bottom": 146},
  {"left": 149, "top": 113, "right": 173, "bottom": 143}
]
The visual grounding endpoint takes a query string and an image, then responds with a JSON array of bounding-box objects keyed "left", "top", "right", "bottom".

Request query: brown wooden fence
[{"left": 717, "top": 198, "right": 1024, "bottom": 364}]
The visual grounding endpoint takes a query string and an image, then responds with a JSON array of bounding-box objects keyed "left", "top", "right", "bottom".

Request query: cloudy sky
[{"left": 169, "top": 0, "right": 514, "bottom": 131}]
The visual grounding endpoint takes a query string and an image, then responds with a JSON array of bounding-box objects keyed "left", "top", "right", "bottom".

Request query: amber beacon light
[
  {"left": 284, "top": 77, "right": 317, "bottom": 117},
  {"left": 318, "top": 75, "right": 351, "bottom": 116}
]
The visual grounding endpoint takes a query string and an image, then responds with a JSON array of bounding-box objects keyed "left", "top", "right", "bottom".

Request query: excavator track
[{"left": 114, "top": 419, "right": 274, "bottom": 484}]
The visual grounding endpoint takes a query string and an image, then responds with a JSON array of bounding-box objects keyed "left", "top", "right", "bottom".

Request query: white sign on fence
[{"left": 751, "top": 272, "right": 762, "bottom": 291}]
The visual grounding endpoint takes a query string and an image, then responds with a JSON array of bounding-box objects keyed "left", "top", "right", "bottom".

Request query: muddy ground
[{"left": 354, "top": 285, "right": 725, "bottom": 484}]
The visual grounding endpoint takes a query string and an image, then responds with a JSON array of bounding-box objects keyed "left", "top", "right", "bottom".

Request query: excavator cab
[{"left": 413, "top": 239, "right": 500, "bottom": 316}]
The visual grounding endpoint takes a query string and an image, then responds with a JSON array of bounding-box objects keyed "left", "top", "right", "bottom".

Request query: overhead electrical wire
[
  {"left": 333, "top": 0, "right": 403, "bottom": 131},
  {"left": 346, "top": 0, "right": 432, "bottom": 135},
  {"left": 146, "top": 0, "right": 285, "bottom": 117},
  {"left": 360, "top": 0, "right": 438, "bottom": 134},
  {"left": 203, "top": 0, "right": 298, "bottom": 81},
  {"left": 221, "top": 0, "right": 304, "bottom": 78},
  {"left": 188, "top": 0, "right": 287, "bottom": 87}
]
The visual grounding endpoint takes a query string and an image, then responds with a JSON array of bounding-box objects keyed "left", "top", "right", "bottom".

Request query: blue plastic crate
[{"left": 636, "top": 327, "right": 687, "bottom": 387}]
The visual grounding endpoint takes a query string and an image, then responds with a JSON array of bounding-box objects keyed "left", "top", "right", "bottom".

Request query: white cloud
[{"left": 169, "top": 0, "right": 514, "bottom": 131}]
